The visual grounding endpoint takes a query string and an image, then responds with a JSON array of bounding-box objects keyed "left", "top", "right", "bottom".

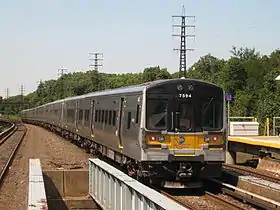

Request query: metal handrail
[
  {"left": 229, "top": 117, "right": 257, "bottom": 121},
  {"left": 273, "top": 117, "right": 280, "bottom": 136}
]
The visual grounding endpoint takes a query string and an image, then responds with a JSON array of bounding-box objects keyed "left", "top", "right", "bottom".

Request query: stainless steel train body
[{"left": 21, "top": 78, "right": 227, "bottom": 187}]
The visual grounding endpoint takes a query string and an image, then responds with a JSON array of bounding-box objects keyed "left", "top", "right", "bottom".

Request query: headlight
[
  {"left": 204, "top": 136, "right": 210, "bottom": 143},
  {"left": 158, "top": 136, "right": 165, "bottom": 143}
]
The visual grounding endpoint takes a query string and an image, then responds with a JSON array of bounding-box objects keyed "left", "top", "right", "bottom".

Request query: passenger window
[
  {"left": 101, "top": 110, "right": 104, "bottom": 123},
  {"left": 135, "top": 104, "right": 140, "bottom": 124},
  {"left": 105, "top": 110, "right": 108, "bottom": 124},
  {"left": 98, "top": 110, "right": 101, "bottom": 122},
  {"left": 127, "top": 112, "right": 131, "bottom": 129},
  {"left": 85, "top": 110, "right": 89, "bottom": 121},
  {"left": 67, "top": 109, "right": 75, "bottom": 123},
  {"left": 109, "top": 110, "right": 112, "bottom": 125},
  {"left": 79, "top": 110, "right": 83, "bottom": 121},
  {"left": 112, "top": 111, "right": 116, "bottom": 126},
  {"left": 84, "top": 109, "right": 90, "bottom": 125},
  {"left": 95, "top": 110, "right": 98, "bottom": 122}
]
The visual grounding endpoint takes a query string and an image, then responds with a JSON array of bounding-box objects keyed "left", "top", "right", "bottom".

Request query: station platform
[
  {"left": 228, "top": 136, "right": 280, "bottom": 150},
  {"left": 225, "top": 120, "right": 280, "bottom": 164},
  {"left": 227, "top": 135, "right": 280, "bottom": 165}
]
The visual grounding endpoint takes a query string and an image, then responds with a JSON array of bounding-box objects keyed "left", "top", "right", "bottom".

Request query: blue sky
[{"left": 0, "top": 0, "right": 279, "bottom": 97}]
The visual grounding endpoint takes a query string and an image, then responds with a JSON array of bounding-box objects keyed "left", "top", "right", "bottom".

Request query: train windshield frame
[{"left": 145, "top": 80, "right": 224, "bottom": 132}]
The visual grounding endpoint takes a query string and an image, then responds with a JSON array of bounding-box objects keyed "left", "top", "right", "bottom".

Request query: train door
[
  {"left": 60, "top": 102, "right": 64, "bottom": 127},
  {"left": 172, "top": 98, "right": 195, "bottom": 153},
  {"left": 117, "top": 97, "right": 125, "bottom": 149},
  {"left": 90, "top": 100, "right": 95, "bottom": 137}
]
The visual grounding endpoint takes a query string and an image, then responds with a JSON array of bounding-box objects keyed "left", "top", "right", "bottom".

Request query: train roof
[
  {"left": 63, "top": 77, "right": 221, "bottom": 101},
  {"left": 21, "top": 78, "right": 222, "bottom": 112}
]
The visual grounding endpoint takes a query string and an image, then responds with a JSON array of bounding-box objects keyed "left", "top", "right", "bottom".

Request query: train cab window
[
  {"left": 201, "top": 99, "right": 223, "bottom": 130},
  {"left": 146, "top": 99, "right": 168, "bottom": 130},
  {"left": 105, "top": 110, "right": 108, "bottom": 124},
  {"left": 127, "top": 112, "right": 131, "bottom": 129},
  {"left": 176, "top": 102, "right": 193, "bottom": 131},
  {"left": 112, "top": 111, "right": 116, "bottom": 126},
  {"left": 135, "top": 104, "right": 140, "bottom": 124},
  {"left": 108, "top": 110, "right": 112, "bottom": 125}
]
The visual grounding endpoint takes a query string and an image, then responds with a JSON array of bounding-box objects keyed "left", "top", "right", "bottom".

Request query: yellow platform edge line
[{"left": 228, "top": 136, "right": 280, "bottom": 149}]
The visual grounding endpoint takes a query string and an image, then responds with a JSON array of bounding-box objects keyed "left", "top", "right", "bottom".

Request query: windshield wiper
[{"left": 202, "top": 96, "right": 214, "bottom": 115}]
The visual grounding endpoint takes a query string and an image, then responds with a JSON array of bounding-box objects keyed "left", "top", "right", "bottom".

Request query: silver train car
[{"left": 21, "top": 78, "right": 227, "bottom": 188}]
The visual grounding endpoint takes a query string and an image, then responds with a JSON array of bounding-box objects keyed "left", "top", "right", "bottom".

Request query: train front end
[{"left": 141, "top": 78, "right": 226, "bottom": 188}]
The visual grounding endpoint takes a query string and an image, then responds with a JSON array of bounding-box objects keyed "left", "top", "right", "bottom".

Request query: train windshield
[
  {"left": 175, "top": 101, "right": 193, "bottom": 131},
  {"left": 200, "top": 96, "right": 223, "bottom": 131},
  {"left": 175, "top": 96, "right": 223, "bottom": 132},
  {"left": 146, "top": 99, "right": 168, "bottom": 130},
  {"left": 146, "top": 81, "right": 224, "bottom": 132}
]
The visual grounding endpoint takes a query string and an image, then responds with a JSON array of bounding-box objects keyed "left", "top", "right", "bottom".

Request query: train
[{"left": 21, "top": 78, "right": 227, "bottom": 188}]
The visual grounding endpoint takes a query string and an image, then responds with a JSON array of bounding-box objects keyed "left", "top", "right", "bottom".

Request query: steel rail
[{"left": 0, "top": 124, "right": 27, "bottom": 185}]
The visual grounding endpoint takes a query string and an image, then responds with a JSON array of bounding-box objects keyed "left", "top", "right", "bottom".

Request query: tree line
[{"left": 1, "top": 46, "right": 280, "bottom": 134}]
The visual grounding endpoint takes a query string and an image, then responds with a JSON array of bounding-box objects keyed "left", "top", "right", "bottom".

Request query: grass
[
  {"left": 0, "top": 114, "right": 22, "bottom": 122},
  {"left": 6, "top": 115, "right": 22, "bottom": 121}
]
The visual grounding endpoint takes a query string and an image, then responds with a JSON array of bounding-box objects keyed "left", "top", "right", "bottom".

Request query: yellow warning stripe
[{"left": 228, "top": 136, "right": 280, "bottom": 149}]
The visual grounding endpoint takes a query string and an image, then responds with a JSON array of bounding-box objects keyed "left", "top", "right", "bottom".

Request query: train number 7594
[{"left": 178, "top": 93, "right": 192, "bottom": 98}]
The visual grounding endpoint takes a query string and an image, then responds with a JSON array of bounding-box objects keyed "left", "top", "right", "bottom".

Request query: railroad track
[
  {"left": 204, "top": 191, "right": 248, "bottom": 210},
  {"left": 223, "top": 163, "right": 280, "bottom": 185},
  {"left": 159, "top": 190, "right": 198, "bottom": 210},
  {"left": 0, "top": 121, "right": 15, "bottom": 140},
  {"left": 0, "top": 124, "right": 26, "bottom": 186},
  {"left": 160, "top": 189, "right": 248, "bottom": 210},
  {"left": 209, "top": 178, "right": 280, "bottom": 209}
]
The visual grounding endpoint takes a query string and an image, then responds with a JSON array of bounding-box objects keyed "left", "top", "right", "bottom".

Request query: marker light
[
  {"left": 212, "top": 136, "right": 218, "bottom": 141},
  {"left": 158, "top": 136, "right": 165, "bottom": 143},
  {"left": 150, "top": 136, "right": 156, "bottom": 141},
  {"left": 204, "top": 136, "right": 210, "bottom": 143}
]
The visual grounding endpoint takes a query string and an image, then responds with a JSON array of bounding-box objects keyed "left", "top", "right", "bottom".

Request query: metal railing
[
  {"left": 229, "top": 116, "right": 257, "bottom": 122},
  {"left": 228, "top": 116, "right": 258, "bottom": 136},
  {"left": 273, "top": 117, "right": 280, "bottom": 136},
  {"left": 88, "top": 158, "right": 187, "bottom": 210}
]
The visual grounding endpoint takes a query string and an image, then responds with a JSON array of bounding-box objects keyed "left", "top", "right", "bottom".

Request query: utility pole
[
  {"left": 172, "top": 5, "right": 195, "bottom": 78},
  {"left": 36, "top": 80, "right": 43, "bottom": 105},
  {"left": 4, "top": 88, "right": 9, "bottom": 99},
  {"left": 89, "top": 52, "right": 103, "bottom": 72},
  {"left": 89, "top": 52, "right": 103, "bottom": 90},
  {"left": 58, "top": 67, "right": 67, "bottom": 77},
  {"left": 58, "top": 67, "right": 67, "bottom": 97},
  {"left": 37, "top": 79, "right": 43, "bottom": 87}
]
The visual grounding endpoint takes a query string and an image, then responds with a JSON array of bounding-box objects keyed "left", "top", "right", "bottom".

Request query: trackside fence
[{"left": 88, "top": 158, "right": 187, "bottom": 210}]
